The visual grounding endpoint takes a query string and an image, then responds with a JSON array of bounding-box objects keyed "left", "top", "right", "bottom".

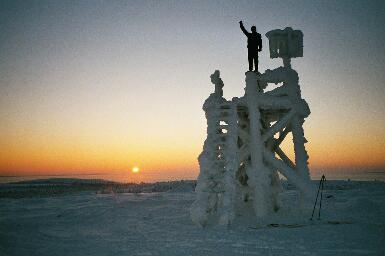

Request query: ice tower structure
[{"left": 191, "top": 27, "right": 316, "bottom": 227}]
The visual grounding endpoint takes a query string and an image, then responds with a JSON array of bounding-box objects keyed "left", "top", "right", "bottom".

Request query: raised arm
[{"left": 239, "top": 21, "right": 250, "bottom": 36}]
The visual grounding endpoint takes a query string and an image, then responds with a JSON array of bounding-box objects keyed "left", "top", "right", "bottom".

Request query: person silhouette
[{"left": 239, "top": 21, "right": 262, "bottom": 72}]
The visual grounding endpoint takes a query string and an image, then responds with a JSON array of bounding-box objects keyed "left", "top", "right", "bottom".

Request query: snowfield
[{"left": 0, "top": 180, "right": 384, "bottom": 255}]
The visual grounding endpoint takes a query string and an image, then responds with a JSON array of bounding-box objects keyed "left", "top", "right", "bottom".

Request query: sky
[{"left": 0, "top": 0, "right": 384, "bottom": 181}]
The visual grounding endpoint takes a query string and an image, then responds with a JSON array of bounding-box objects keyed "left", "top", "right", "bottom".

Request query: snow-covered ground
[{"left": 0, "top": 180, "right": 384, "bottom": 255}]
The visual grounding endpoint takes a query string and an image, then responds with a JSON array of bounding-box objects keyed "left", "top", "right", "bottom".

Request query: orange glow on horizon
[
  {"left": 1, "top": 111, "right": 384, "bottom": 181},
  {"left": 1, "top": 135, "right": 384, "bottom": 179}
]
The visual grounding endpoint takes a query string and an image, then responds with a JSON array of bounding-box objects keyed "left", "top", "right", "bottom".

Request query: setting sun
[{"left": 132, "top": 167, "right": 140, "bottom": 173}]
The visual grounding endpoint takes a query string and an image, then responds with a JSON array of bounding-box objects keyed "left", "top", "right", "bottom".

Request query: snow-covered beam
[
  {"left": 274, "top": 126, "right": 291, "bottom": 148},
  {"left": 262, "top": 109, "right": 295, "bottom": 142},
  {"left": 263, "top": 150, "right": 315, "bottom": 200},
  {"left": 259, "top": 96, "right": 293, "bottom": 110},
  {"left": 257, "top": 67, "right": 298, "bottom": 84},
  {"left": 275, "top": 146, "right": 295, "bottom": 169}
]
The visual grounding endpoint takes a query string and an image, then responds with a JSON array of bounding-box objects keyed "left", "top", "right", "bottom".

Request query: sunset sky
[{"left": 1, "top": 0, "right": 384, "bottom": 181}]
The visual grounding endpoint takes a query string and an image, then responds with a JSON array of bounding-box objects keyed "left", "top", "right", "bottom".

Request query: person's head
[{"left": 251, "top": 26, "right": 256, "bottom": 33}]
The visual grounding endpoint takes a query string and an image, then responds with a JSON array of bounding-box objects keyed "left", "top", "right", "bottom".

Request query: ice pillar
[{"left": 244, "top": 71, "right": 272, "bottom": 217}]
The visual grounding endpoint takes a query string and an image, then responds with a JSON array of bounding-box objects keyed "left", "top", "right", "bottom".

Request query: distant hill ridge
[
  {"left": 9, "top": 178, "right": 120, "bottom": 185},
  {"left": 0, "top": 178, "right": 197, "bottom": 199}
]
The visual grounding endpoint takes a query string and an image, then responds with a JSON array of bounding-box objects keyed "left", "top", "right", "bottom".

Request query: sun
[{"left": 132, "top": 166, "right": 140, "bottom": 173}]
